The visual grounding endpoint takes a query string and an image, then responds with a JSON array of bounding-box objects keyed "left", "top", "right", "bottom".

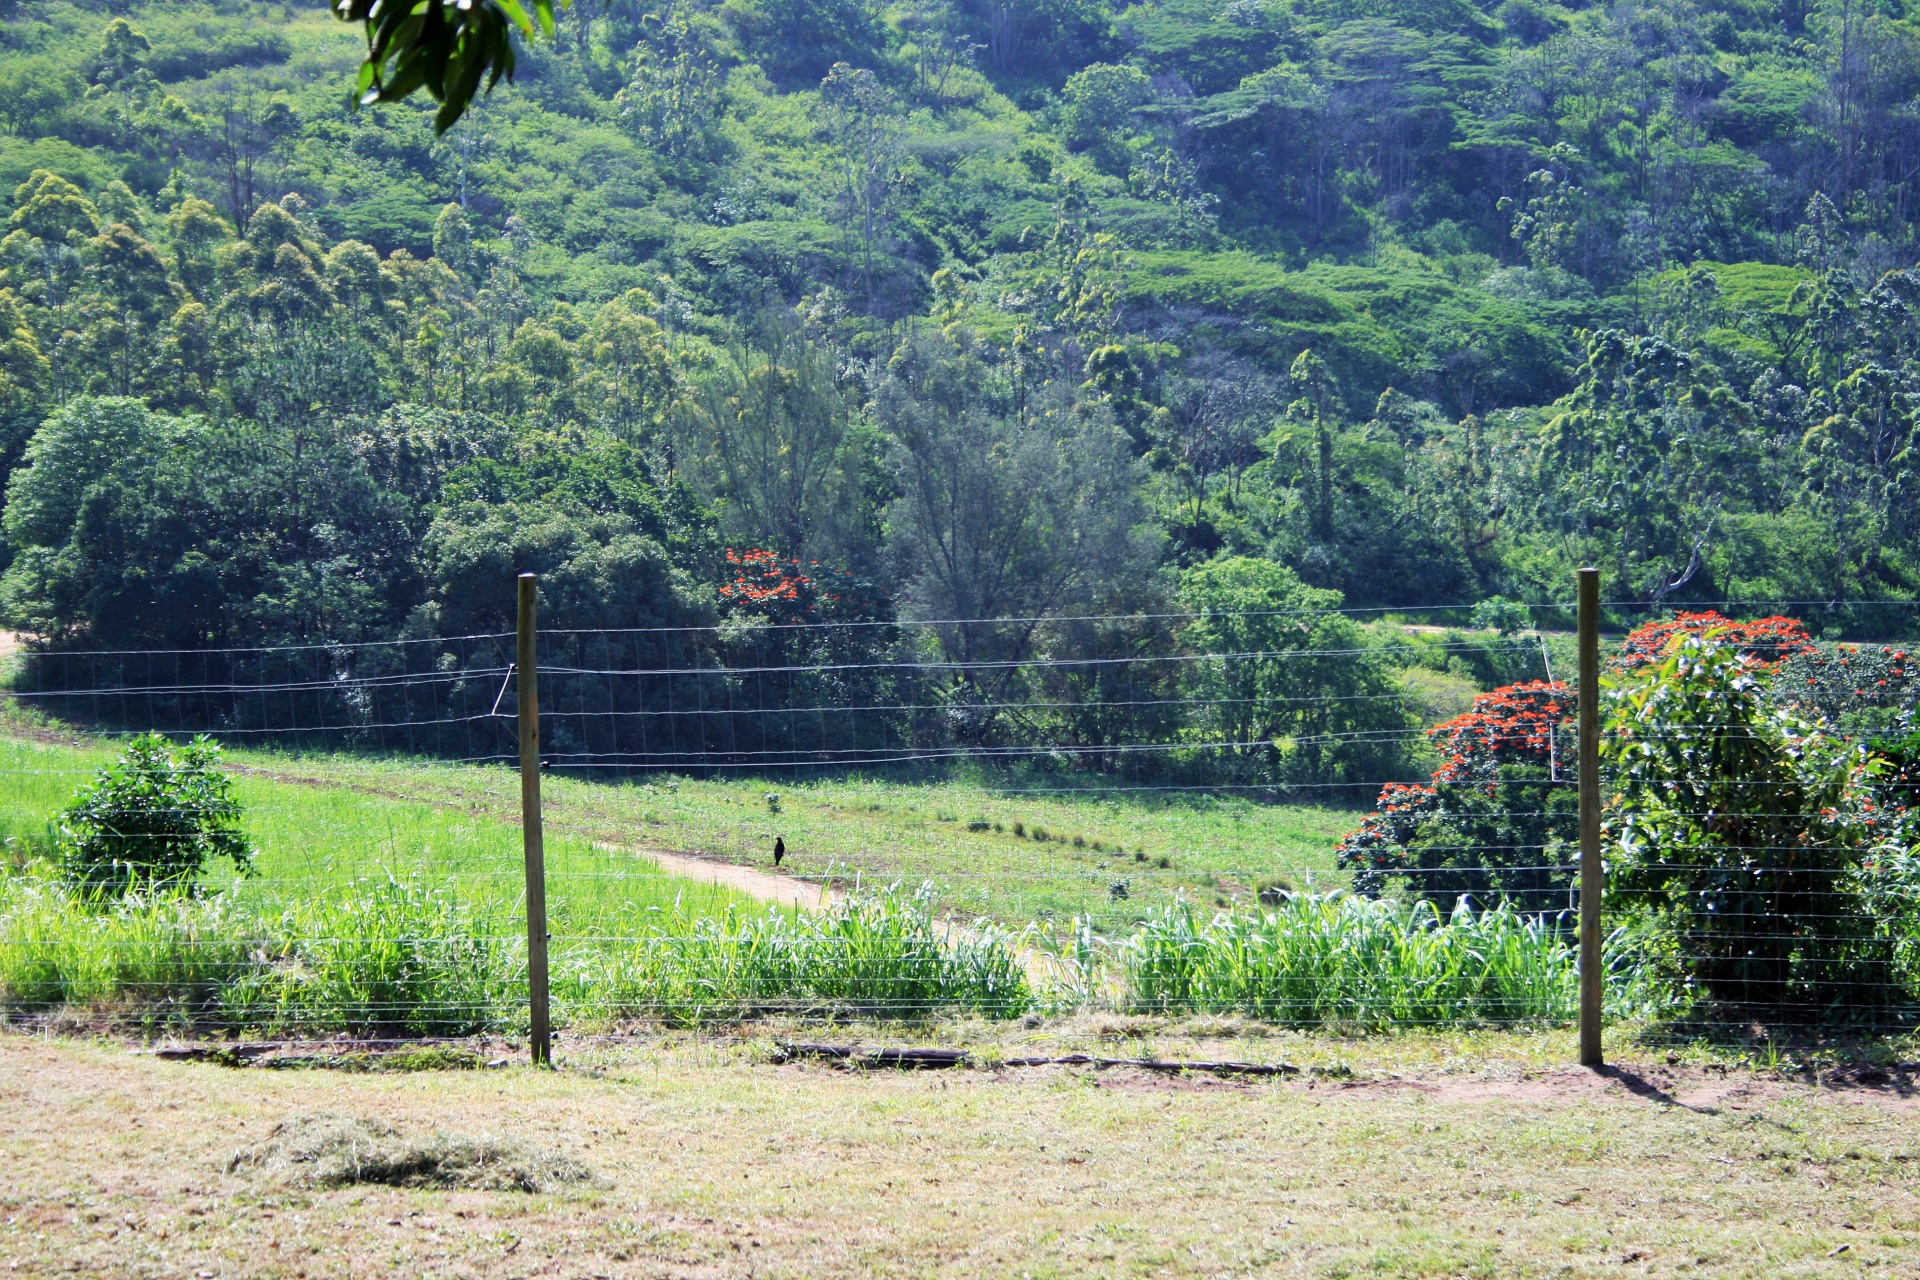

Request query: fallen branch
[
  {"left": 775, "top": 1042, "right": 1303, "bottom": 1076},
  {"left": 149, "top": 1040, "right": 485, "bottom": 1069},
  {"left": 774, "top": 1043, "right": 972, "bottom": 1069}
]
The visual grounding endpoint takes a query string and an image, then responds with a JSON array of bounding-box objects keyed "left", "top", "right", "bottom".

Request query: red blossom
[
  {"left": 718, "top": 547, "right": 820, "bottom": 617},
  {"left": 1425, "top": 680, "right": 1571, "bottom": 783},
  {"left": 1614, "top": 611, "right": 1815, "bottom": 671},
  {"left": 717, "top": 547, "right": 888, "bottom": 624}
]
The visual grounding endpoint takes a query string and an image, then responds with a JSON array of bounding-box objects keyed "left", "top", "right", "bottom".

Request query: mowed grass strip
[{"left": 2, "top": 1033, "right": 1916, "bottom": 1279}]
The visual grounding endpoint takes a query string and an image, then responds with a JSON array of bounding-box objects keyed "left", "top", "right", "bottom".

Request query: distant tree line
[{"left": 0, "top": 2, "right": 1915, "bottom": 779}]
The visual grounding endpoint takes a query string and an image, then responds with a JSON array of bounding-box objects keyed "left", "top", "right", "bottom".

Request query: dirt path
[
  {"left": 602, "top": 841, "right": 841, "bottom": 912},
  {"left": 218, "top": 756, "right": 846, "bottom": 915}
]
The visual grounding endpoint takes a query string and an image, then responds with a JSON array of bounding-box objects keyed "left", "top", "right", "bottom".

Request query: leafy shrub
[
  {"left": 59, "top": 735, "right": 251, "bottom": 897},
  {"left": 1870, "top": 726, "right": 1920, "bottom": 814},
  {"left": 1781, "top": 642, "right": 1920, "bottom": 737},
  {"left": 1605, "top": 630, "right": 1901, "bottom": 1020},
  {"left": 1469, "top": 596, "right": 1533, "bottom": 634},
  {"left": 1338, "top": 680, "right": 1576, "bottom": 914},
  {"left": 1178, "top": 557, "right": 1416, "bottom": 787}
]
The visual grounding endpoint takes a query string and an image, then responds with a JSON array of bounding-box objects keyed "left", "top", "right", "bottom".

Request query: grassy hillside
[{"left": 0, "top": 0, "right": 1914, "bottom": 655}]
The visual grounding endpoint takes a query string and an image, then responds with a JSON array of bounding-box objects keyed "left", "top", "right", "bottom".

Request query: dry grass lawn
[{"left": 3, "top": 1028, "right": 1919, "bottom": 1279}]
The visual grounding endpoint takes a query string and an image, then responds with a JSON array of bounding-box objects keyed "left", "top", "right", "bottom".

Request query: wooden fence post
[
  {"left": 1577, "top": 566, "right": 1603, "bottom": 1068},
  {"left": 517, "top": 573, "right": 552, "bottom": 1068}
]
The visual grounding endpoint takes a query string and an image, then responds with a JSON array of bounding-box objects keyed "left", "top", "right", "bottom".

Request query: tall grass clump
[
  {"left": 1117, "top": 895, "right": 1580, "bottom": 1028},
  {"left": 565, "top": 886, "right": 1032, "bottom": 1025},
  {"left": 220, "top": 877, "right": 518, "bottom": 1037},
  {"left": 2, "top": 869, "right": 1028, "bottom": 1032},
  {"left": 0, "top": 871, "right": 517, "bottom": 1036},
  {"left": 0, "top": 867, "right": 251, "bottom": 1021}
]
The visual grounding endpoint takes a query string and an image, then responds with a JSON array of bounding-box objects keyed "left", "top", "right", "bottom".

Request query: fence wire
[{"left": 1, "top": 603, "right": 1917, "bottom": 1040}]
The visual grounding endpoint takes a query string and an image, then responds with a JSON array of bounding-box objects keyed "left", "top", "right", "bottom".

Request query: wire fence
[
  {"left": 7, "top": 619, "right": 1558, "bottom": 784},
  {"left": 1, "top": 597, "right": 1917, "bottom": 1045}
]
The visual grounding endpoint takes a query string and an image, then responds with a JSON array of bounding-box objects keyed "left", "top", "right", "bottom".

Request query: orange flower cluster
[
  {"left": 716, "top": 547, "right": 888, "bottom": 624},
  {"left": 1375, "top": 780, "right": 1437, "bottom": 813},
  {"left": 1614, "top": 611, "right": 1815, "bottom": 670},
  {"left": 719, "top": 547, "right": 817, "bottom": 609},
  {"left": 1337, "top": 682, "right": 1574, "bottom": 884},
  {"left": 1426, "top": 680, "right": 1571, "bottom": 784}
]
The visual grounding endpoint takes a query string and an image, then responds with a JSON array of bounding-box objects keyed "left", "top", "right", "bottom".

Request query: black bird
[{"left": 773, "top": 836, "right": 786, "bottom": 868}]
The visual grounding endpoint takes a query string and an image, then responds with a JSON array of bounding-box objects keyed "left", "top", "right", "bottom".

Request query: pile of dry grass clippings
[{"left": 226, "top": 1112, "right": 594, "bottom": 1192}]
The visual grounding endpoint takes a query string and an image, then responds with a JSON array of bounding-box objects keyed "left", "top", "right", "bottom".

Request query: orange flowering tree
[
  {"left": 1336, "top": 608, "right": 1865, "bottom": 921},
  {"left": 717, "top": 547, "right": 887, "bottom": 627},
  {"left": 1337, "top": 680, "right": 1578, "bottom": 914},
  {"left": 711, "top": 547, "right": 900, "bottom": 765},
  {"left": 1780, "top": 641, "right": 1919, "bottom": 737}
]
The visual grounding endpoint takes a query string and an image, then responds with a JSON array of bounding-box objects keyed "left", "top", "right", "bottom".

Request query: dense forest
[{"left": 0, "top": 0, "right": 1916, "bottom": 735}]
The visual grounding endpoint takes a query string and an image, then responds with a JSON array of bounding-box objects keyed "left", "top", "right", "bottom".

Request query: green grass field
[
  {"left": 198, "top": 748, "right": 1363, "bottom": 931},
  {"left": 0, "top": 730, "right": 1362, "bottom": 932},
  {"left": 0, "top": 734, "right": 756, "bottom": 940},
  {"left": 2, "top": 726, "right": 1595, "bottom": 1035}
]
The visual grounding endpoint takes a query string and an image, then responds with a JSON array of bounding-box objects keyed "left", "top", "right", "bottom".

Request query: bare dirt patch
[
  {"left": 602, "top": 841, "right": 838, "bottom": 911},
  {"left": 1325, "top": 1060, "right": 1920, "bottom": 1113}
]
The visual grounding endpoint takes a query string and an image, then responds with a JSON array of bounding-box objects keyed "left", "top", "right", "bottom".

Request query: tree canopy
[{"left": 0, "top": 0, "right": 1915, "bottom": 769}]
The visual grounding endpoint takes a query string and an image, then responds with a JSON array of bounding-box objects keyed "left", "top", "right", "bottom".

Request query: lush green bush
[
  {"left": 1177, "top": 556, "right": 1417, "bottom": 787},
  {"left": 1469, "top": 597, "right": 1533, "bottom": 635},
  {"left": 1605, "top": 630, "right": 1902, "bottom": 1021},
  {"left": 57, "top": 734, "right": 250, "bottom": 896}
]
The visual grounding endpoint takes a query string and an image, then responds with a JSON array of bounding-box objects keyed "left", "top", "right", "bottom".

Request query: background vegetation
[
  {"left": 0, "top": 0, "right": 1915, "bottom": 710},
  {"left": 2, "top": 0, "right": 1918, "bottom": 1032}
]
